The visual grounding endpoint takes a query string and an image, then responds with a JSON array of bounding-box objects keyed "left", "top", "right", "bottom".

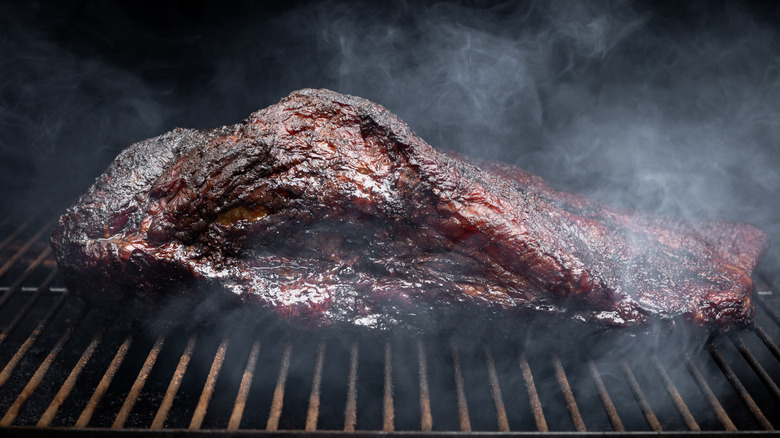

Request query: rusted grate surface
[{"left": 0, "top": 213, "right": 779, "bottom": 434}]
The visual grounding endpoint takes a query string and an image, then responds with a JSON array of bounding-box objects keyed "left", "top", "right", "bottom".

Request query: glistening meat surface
[{"left": 50, "top": 89, "right": 769, "bottom": 331}]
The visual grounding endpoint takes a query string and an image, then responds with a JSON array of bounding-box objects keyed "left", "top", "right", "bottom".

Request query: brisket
[{"left": 50, "top": 88, "right": 769, "bottom": 331}]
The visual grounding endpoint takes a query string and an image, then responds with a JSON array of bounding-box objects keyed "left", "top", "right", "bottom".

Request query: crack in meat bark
[{"left": 50, "top": 88, "right": 769, "bottom": 331}]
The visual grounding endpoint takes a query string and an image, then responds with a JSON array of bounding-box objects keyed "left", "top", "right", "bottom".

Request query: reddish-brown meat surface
[{"left": 50, "top": 89, "right": 769, "bottom": 331}]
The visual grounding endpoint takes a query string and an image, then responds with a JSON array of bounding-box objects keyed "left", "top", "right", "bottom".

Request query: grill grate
[{"left": 0, "top": 213, "right": 779, "bottom": 435}]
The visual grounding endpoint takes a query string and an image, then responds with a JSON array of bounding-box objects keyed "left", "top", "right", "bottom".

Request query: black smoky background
[
  {"left": 2, "top": 0, "right": 779, "bottom": 269},
  {"left": 1, "top": 0, "right": 780, "bottom": 431}
]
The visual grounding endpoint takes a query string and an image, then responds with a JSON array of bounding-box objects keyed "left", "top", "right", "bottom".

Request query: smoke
[
  {"left": 1, "top": 0, "right": 779, "bottom": 429},
  {"left": 5, "top": 0, "right": 777, "bottom": 270},
  {"left": 0, "top": 3, "right": 167, "bottom": 214}
]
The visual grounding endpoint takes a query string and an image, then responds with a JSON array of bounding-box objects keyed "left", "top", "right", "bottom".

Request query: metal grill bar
[
  {"left": 0, "top": 291, "right": 71, "bottom": 388},
  {"left": 227, "top": 338, "right": 261, "bottom": 430},
  {"left": 0, "top": 270, "right": 57, "bottom": 348},
  {"left": 0, "top": 247, "right": 52, "bottom": 311},
  {"left": 417, "top": 339, "right": 433, "bottom": 431},
  {"left": 519, "top": 350, "right": 548, "bottom": 432},
  {"left": 343, "top": 342, "right": 360, "bottom": 431},
  {"left": 151, "top": 331, "right": 199, "bottom": 429},
  {"left": 266, "top": 340, "right": 292, "bottom": 431},
  {"left": 382, "top": 341, "right": 394, "bottom": 432},
  {"left": 621, "top": 359, "right": 661, "bottom": 431},
  {"left": 449, "top": 342, "right": 471, "bottom": 432},
  {"left": 587, "top": 357, "right": 624, "bottom": 431},
  {"left": 0, "top": 305, "right": 90, "bottom": 426},
  {"left": 75, "top": 332, "right": 133, "bottom": 427},
  {"left": 752, "top": 324, "right": 780, "bottom": 363},
  {"left": 0, "top": 209, "right": 19, "bottom": 231},
  {"left": 0, "top": 211, "right": 39, "bottom": 254},
  {"left": 730, "top": 333, "right": 780, "bottom": 404},
  {"left": 552, "top": 353, "right": 586, "bottom": 431},
  {"left": 112, "top": 332, "right": 167, "bottom": 429},
  {"left": 305, "top": 341, "right": 326, "bottom": 431},
  {"left": 0, "top": 286, "right": 67, "bottom": 294},
  {"left": 1, "top": 223, "right": 780, "bottom": 434},
  {"left": 652, "top": 356, "right": 700, "bottom": 431},
  {"left": 483, "top": 345, "right": 509, "bottom": 432},
  {"left": 0, "top": 218, "right": 55, "bottom": 280},
  {"left": 708, "top": 344, "right": 774, "bottom": 430},
  {"left": 37, "top": 323, "right": 108, "bottom": 427},
  {"left": 756, "top": 296, "right": 780, "bottom": 329},
  {"left": 189, "top": 337, "right": 229, "bottom": 430},
  {"left": 684, "top": 353, "right": 737, "bottom": 431}
]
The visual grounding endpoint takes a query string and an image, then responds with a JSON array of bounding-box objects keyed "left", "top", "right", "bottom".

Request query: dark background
[{"left": 2, "top": 0, "right": 779, "bottom": 278}]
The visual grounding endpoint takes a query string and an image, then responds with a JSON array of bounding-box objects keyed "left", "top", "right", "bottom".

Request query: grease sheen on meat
[{"left": 51, "top": 89, "right": 769, "bottom": 331}]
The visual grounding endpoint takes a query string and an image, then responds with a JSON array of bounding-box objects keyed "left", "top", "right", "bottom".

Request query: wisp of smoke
[{"left": 1, "top": 1, "right": 779, "bottom": 428}]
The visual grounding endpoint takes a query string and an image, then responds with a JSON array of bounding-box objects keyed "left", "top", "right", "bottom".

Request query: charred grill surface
[{"left": 50, "top": 89, "right": 768, "bottom": 331}]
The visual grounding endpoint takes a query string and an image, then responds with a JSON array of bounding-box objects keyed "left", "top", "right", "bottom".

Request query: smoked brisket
[{"left": 50, "top": 89, "right": 769, "bottom": 330}]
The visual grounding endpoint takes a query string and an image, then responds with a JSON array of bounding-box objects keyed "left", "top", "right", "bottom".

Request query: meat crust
[{"left": 50, "top": 89, "right": 769, "bottom": 331}]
